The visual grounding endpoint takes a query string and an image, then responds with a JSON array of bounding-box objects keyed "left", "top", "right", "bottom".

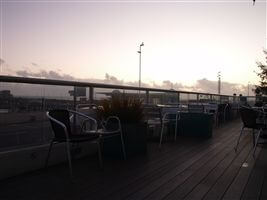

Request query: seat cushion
[{"left": 97, "top": 129, "right": 120, "bottom": 136}]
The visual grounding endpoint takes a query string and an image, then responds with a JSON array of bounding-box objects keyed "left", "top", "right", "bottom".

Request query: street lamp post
[
  {"left": 137, "top": 42, "right": 144, "bottom": 89},
  {"left": 248, "top": 82, "right": 250, "bottom": 96},
  {"left": 217, "top": 71, "right": 221, "bottom": 95}
]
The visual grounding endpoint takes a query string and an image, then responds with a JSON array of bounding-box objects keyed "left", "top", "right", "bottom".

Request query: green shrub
[{"left": 99, "top": 95, "right": 144, "bottom": 124}]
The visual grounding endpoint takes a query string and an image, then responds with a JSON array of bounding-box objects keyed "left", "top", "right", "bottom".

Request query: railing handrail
[{"left": 0, "top": 75, "right": 233, "bottom": 98}]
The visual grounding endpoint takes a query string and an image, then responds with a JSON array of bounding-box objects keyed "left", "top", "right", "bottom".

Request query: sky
[{"left": 0, "top": 0, "right": 266, "bottom": 95}]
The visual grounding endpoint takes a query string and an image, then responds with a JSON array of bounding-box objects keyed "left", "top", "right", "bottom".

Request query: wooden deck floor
[{"left": 1, "top": 119, "right": 267, "bottom": 200}]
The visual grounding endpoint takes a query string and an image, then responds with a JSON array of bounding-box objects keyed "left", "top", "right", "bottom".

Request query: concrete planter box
[
  {"left": 103, "top": 122, "right": 147, "bottom": 159},
  {"left": 178, "top": 112, "right": 213, "bottom": 138}
]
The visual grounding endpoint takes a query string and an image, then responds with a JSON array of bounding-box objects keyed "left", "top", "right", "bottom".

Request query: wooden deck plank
[
  {"left": 133, "top": 125, "right": 241, "bottom": 200},
  {"left": 242, "top": 146, "right": 267, "bottom": 200},
  {"left": 82, "top": 122, "right": 240, "bottom": 200},
  {"left": 164, "top": 130, "right": 248, "bottom": 200},
  {"left": 259, "top": 155, "right": 267, "bottom": 200},
  {"left": 201, "top": 139, "right": 253, "bottom": 200},
  {"left": 183, "top": 138, "right": 252, "bottom": 200},
  {"left": 126, "top": 134, "right": 239, "bottom": 200},
  {"left": 80, "top": 140, "right": 209, "bottom": 199},
  {"left": 2, "top": 120, "right": 264, "bottom": 200},
  {"left": 222, "top": 146, "right": 261, "bottom": 200}
]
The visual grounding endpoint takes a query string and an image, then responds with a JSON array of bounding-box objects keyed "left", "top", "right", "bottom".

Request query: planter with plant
[{"left": 99, "top": 95, "right": 147, "bottom": 158}]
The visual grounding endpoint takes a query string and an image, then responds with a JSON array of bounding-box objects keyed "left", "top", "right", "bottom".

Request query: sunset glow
[{"left": 0, "top": 0, "right": 266, "bottom": 93}]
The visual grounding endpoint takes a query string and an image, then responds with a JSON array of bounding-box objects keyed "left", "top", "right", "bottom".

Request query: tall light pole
[
  {"left": 247, "top": 81, "right": 250, "bottom": 96},
  {"left": 217, "top": 72, "right": 221, "bottom": 95},
  {"left": 137, "top": 42, "right": 144, "bottom": 89}
]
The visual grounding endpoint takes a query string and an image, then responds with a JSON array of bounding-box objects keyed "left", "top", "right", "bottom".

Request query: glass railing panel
[
  {"left": 147, "top": 91, "right": 163, "bottom": 105},
  {"left": 188, "top": 94, "right": 197, "bottom": 103},
  {"left": 247, "top": 96, "right": 256, "bottom": 106},
  {"left": 228, "top": 96, "right": 234, "bottom": 104},
  {"left": 161, "top": 92, "right": 179, "bottom": 105},
  {"left": 220, "top": 96, "right": 229, "bottom": 103},
  {"left": 146, "top": 91, "right": 177, "bottom": 105},
  {"left": 93, "top": 88, "right": 130, "bottom": 104},
  {"left": 0, "top": 82, "right": 74, "bottom": 151},
  {"left": 0, "top": 76, "right": 251, "bottom": 152},
  {"left": 179, "top": 92, "right": 189, "bottom": 104},
  {"left": 199, "top": 94, "right": 212, "bottom": 103},
  {"left": 212, "top": 95, "right": 220, "bottom": 103}
]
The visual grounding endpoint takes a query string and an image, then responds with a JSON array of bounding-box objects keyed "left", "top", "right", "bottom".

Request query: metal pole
[
  {"left": 138, "top": 42, "right": 144, "bottom": 90},
  {"left": 89, "top": 86, "right": 94, "bottom": 104},
  {"left": 139, "top": 46, "right": 141, "bottom": 88},
  {"left": 218, "top": 72, "right": 221, "bottom": 95},
  {"left": 73, "top": 86, "right": 77, "bottom": 134},
  {"left": 247, "top": 82, "right": 250, "bottom": 96},
  {"left": 145, "top": 90, "right": 149, "bottom": 104}
]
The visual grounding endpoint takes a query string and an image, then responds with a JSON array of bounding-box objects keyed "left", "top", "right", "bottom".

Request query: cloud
[
  {"left": 194, "top": 78, "right": 248, "bottom": 95},
  {"left": 14, "top": 68, "right": 250, "bottom": 96},
  {"left": 16, "top": 69, "right": 75, "bottom": 80},
  {"left": 104, "top": 73, "right": 124, "bottom": 85}
]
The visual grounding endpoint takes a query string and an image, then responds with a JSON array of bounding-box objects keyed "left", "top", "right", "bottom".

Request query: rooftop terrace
[
  {"left": 1, "top": 120, "right": 266, "bottom": 200},
  {"left": 0, "top": 76, "right": 265, "bottom": 200}
]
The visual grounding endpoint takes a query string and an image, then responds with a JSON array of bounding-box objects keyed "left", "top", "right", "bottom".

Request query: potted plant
[{"left": 99, "top": 94, "right": 147, "bottom": 158}]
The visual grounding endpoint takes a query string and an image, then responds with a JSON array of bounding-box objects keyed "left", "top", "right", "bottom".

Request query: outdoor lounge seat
[
  {"left": 76, "top": 105, "right": 126, "bottom": 160},
  {"left": 84, "top": 115, "right": 127, "bottom": 160},
  {"left": 235, "top": 106, "right": 266, "bottom": 157},
  {"left": 143, "top": 105, "right": 180, "bottom": 147},
  {"left": 217, "top": 103, "right": 230, "bottom": 124},
  {"left": 159, "top": 107, "right": 180, "bottom": 148},
  {"left": 46, "top": 109, "right": 102, "bottom": 179},
  {"left": 143, "top": 104, "right": 162, "bottom": 138}
]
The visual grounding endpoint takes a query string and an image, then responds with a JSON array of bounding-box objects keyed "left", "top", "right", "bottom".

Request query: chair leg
[
  {"left": 120, "top": 131, "right": 127, "bottom": 160},
  {"left": 65, "top": 141, "right": 73, "bottom": 179},
  {"left": 97, "top": 138, "right": 103, "bottom": 168},
  {"left": 253, "top": 129, "right": 262, "bottom": 158},
  {"left": 159, "top": 123, "right": 165, "bottom": 148},
  {"left": 235, "top": 126, "right": 244, "bottom": 152},
  {"left": 45, "top": 141, "right": 54, "bottom": 168},
  {"left": 174, "top": 119, "right": 178, "bottom": 142}
]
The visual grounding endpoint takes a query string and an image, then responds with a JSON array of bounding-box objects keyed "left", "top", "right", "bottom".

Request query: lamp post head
[
  {"left": 217, "top": 71, "right": 221, "bottom": 78},
  {"left": 140, "top": 42, "right": 144, "bottom": 47}
]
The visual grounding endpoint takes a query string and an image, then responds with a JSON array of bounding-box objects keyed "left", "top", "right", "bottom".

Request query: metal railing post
[
  {"left": 73, "top": 86, "right": 77, "bottom": 134},
  {"left": 73, "top": 86, "right": 77, "bottom": 110},
  {"left": 145, "top": 90, "right": 149, "bottom": 104},
  {"left": 89, "top": 86, "right": 94, "bottom": 104}
]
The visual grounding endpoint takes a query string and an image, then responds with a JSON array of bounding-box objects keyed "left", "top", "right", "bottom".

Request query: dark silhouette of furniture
[
  {"left": 217, "top": 103, "right": 230, "bottom": 125},
  {"left": 89, "top": 116, "right": 127, "bottom": 160},
  {"left": 235, "top": 106, "right": 266, "bottom": 156},
  {"left": 178, "top": 112, "right": 213, "bottom": 138},
  {"left": 46, "top": 109, "right": 102, "bottom": 178},
  {"left": 159, "top": 107, "right": 180, "bottom": 148},
  {"left": 204, "top": 103, "right": 219, "bottom": 127},
  {"left": 75, "top": 105, "right": 126, "bottom": 160},
  {"left": 143, "top": 105, "right": 180, "bottom": 147},
  {"left": 188, "top": 104, "right": 204, "bottom": 113},
  {"left": 143, "top": 104, "right": 162, "bottom": 139}
]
